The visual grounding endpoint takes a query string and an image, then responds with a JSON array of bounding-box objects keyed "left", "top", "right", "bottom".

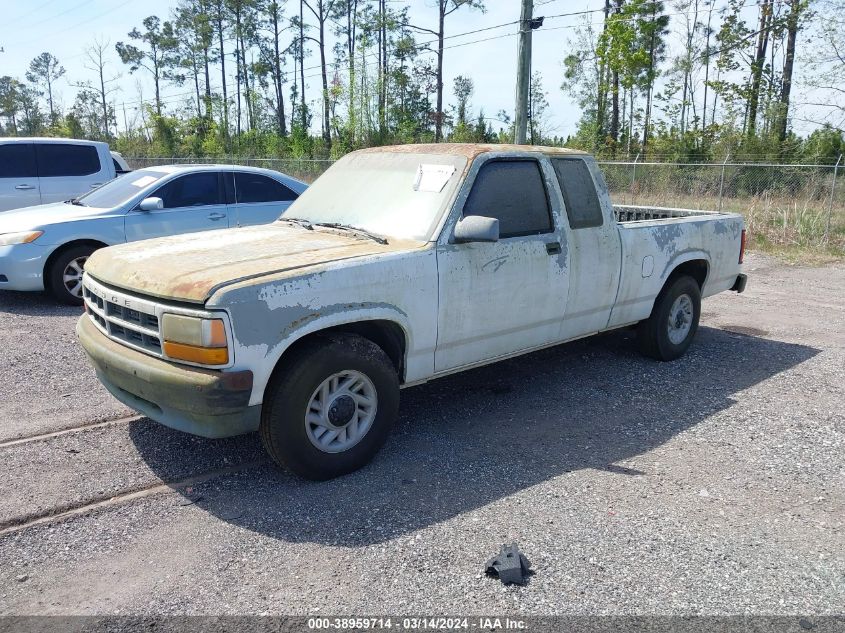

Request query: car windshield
[
  {"left": 281, "top": 152, "right": 467, "bottom": 241},
  {"left": 74, "top": 169, "right": 169, "bottom": 208}
]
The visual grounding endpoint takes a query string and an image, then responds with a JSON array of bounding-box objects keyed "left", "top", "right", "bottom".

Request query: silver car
[{"left": 0, "top": 164, "right": 307, "bottom": 304}]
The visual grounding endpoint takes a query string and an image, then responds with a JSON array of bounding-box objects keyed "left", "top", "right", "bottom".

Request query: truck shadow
[{"left": 130, "top": 325, "right": 818, "bottom": 546}]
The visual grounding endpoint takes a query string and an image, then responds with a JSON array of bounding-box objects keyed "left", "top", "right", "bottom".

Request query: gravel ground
[
  {"left": 0, "top": 253, "right": 842, "bottom": 616},
  {"left": 0, "top": 292, "right": 131, "bottom": 442}
]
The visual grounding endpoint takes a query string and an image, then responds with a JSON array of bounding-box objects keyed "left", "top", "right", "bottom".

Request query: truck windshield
[
  {"left": 282, "top": 152, "right": 467, "bottom": 241},
  {"left": 74, "top": 169, "right": 169, "bottom": 208}
]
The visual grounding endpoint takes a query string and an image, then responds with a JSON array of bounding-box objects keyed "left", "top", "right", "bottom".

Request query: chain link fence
[
  {"left": 126, "top": 155, "right": 845, "bottom": 250},
  {"left": 599, "top": 159, "right": 844, "bottom": 249},
  {"left": 126, "top": 156, "right": 334, "bottom": 184}
]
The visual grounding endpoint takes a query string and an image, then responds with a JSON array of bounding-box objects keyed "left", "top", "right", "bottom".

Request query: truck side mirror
[
  {"left": 454, "top": 216, "right": 499, "bottom": 243},
  {"left": 138, "top": 197, "right": 164, "bottom": 211}
]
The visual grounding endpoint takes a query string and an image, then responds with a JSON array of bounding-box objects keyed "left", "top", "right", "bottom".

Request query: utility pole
[{"left": 514, "top": 0, "right": 533, "bottom": 144}]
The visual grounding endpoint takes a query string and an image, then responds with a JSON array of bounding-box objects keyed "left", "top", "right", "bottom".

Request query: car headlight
[
  {"left": 161, "top": 314, "right": 229, "bottom": 365},
  {"left": 0, "top": 231, "right": 43, "bottom": 246}
]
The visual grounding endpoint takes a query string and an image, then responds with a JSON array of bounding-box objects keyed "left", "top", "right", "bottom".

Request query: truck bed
[{"left": 614, "top": 204, "right": 733, "bottom": 224}]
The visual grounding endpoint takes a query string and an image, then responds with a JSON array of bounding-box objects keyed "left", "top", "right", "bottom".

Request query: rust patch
[
  {"left": 86, "top": 224, "right": 424, "bottom": 304},
  {"left": 357, "top": 143, "right": 587, "bottom": 162}
]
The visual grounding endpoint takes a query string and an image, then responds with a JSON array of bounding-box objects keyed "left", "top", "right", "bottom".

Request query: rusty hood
[{"left": 85, "top": 223, "right": 423, "bottom": 304}]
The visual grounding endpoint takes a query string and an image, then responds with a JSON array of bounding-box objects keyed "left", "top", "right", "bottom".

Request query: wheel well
[
  {"left": 43, "top": 240, "right": 108, "bottom": 288},
  {"left": 666, "top": 259, "right": 708, "bottom": 290},
  {"left": 275, "top": 320, "right": 407, "bottom": 382}
]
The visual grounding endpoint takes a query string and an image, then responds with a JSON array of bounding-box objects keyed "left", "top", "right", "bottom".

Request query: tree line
[{"left": 0, "top": 0, "right": 843, "bottom": 164}]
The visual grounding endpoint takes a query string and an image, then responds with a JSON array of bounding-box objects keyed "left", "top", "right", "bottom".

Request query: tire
[
  {"left": 47, "top": 245, "right": 97, "bottom": 305},
  {"left": 260, "top": 333, "right": 400, "bottom": 480},
  {"left": 637, "top": 275, "right": 701, "bottom": 361}
]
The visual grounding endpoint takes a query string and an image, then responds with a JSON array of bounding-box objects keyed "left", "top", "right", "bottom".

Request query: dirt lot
[{"left": 0, "top": 253, "right": 842, "bottom": 616}]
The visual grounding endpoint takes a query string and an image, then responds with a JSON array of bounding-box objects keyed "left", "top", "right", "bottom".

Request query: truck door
[
  {"left": 124, "top": 171, "right": 228, "bottom": 241},
  {"left": 0, "top": 142, "right": 40, "bottom": 211},
  {"left": 435, "top": 157, "right": 569, "bottom": 372},
  {"left": 550, "top": 157, "right": 622, "bottom": 340}
]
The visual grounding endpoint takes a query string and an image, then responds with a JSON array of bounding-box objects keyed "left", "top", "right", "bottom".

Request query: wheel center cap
[{"left": 328, "top": 395, "right": 356, "bottom": 426}]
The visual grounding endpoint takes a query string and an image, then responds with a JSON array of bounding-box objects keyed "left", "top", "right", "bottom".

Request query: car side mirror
[
  {"left": 454, "top": 215, "right": 499, "bottom": 243},
  {"left": 138, "top": 197, "right": 163, "bottom": 211}
]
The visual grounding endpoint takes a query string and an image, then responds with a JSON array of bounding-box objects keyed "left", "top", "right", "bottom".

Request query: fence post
[
  {"left": 630, "top": 152, "right": 641, "bottom": 205},
  {"left": 827, "top": 153, "right": 843, "bottom": 243},
  {"left": 718, "top": 153, "right": 730, "bottom": 212}
]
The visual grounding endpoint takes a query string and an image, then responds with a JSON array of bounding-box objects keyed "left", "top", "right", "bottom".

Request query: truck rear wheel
[
  {"left": 637, "top": 275, "right": 701, "bottom": 361},
  {"left": 260, "top": 333, "right": 400, "bottom": 480}
]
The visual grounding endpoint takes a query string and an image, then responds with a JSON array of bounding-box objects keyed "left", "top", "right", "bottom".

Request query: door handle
[
  {"left": 208, "top": 212, "right": 226, "bottom": 221},
  {"left": 15, "top": 184, "right": 35, "bottom": 190},
  {"left": 90, "top": 182, "right": 103, "bottom": 189},
  {"left": 545, "top": 241, "right": 562, "bottom": 255}
]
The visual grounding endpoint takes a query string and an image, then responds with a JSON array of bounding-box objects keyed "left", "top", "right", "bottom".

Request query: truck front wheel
[
  {"left": 260, "top": 333, "right": 400, "bottom": 480},
  {"left": 637, "top": 275, "right": 701, "bottom": 361}
]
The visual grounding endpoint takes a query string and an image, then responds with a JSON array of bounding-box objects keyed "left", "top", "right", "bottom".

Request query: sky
[{"left": 0, "top": 0, "right": 819, "bottom": 140}]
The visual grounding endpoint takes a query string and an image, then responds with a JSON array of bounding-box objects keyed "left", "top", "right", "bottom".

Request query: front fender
[{"left": 229, "top": 301, "right": 413, "bottom": 407}]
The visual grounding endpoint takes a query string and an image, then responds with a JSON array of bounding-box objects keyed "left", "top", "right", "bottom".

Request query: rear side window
[
  {"left": 463, "top": 160, "right": 552, "bottom": 238},
  {"left": 552, "top": 158, "right": 604, "bottom": 229},
  {"left": 153, "top": 172, "right": 222, "bottom": 208},
  {"left": 235, "top": 172, "right": 298, "bottom": 203},
  {"left": 36, "top": 144, "right": 101, "bottom": 177},
  {"left": 0, "top": 143, "right": 37, "bottom": 178}
]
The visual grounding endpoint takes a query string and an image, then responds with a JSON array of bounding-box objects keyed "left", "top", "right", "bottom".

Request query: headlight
[
  {"left": 161, "top": 314, "right": 229, "bottom": 365},
  {"left": 0, "top": 231, "right": 43, "bottom": 246}
]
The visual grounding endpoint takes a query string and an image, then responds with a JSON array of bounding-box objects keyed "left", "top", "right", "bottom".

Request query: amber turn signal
[{"left": 162, "top": 341, "right": 229, "bottom": 365}]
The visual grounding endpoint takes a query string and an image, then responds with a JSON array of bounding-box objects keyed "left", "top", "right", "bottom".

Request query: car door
[
  {"left": 123, "top": 171, "right": 228, "bottom": 242},
  {"left": 0, "top": 143, "right": 40, "bottom": 211},
  {"left": 434, "top": 157, "right": 570, "bottom": 373},
  {"left": 35, "top": 143, "right": 111, "bottom": 204},
  {"left": 228, "top": 171, "right": 299, "bottom": 227},
  {"left": 551, "top": 157, "right": 623, "bottom": 340}
]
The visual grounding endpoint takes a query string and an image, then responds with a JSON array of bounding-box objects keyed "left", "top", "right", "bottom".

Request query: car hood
[
  {"left": 0, "top": 202, "right": 114, "bottom": 233},
  {"left": 85, "top": 223, "right": 424, "bottom": 304}
]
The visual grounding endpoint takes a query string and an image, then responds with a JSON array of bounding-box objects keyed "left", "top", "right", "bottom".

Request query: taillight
[{"left": 739, "top": 229, "right": 747, "bottom": 264}]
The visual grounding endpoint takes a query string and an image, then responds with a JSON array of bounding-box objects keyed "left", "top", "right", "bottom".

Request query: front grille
[{"left": 83, "top": 282, "right": 163, "bottom": 357}]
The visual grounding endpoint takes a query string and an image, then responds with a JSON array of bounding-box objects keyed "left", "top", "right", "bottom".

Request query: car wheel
[
  {"left": 260, "top": 333, "right": 400, "bottom": 480},
  {"left": 638, "top": 275, "right": 701, "bottom": 361},
  {"left": 47, "top": 245, "right": 96, "bottom": 306}
]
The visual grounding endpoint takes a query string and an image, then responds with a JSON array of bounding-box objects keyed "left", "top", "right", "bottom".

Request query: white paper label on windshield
[
  {"left": 131, "top": 175, "right": 158, "bottom": 188},
  {"left": 413, "top": 164, "right": 455, "bottom": 193}
]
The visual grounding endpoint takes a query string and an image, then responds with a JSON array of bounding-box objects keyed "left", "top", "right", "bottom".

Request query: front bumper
[
  {"left": 0, "top": 243, "right": 52, "bottom": 292},
  {"left": 77, "top": 315, "right": 260, "bottom": 438}
]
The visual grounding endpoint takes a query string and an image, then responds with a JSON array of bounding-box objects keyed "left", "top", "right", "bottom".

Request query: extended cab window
[
  {"left": 463, "top": 160, "right": 552, "bottom": 238},
  {"left": 36, "top": 144, "right": 101, "bottom": 177},
  {"left": 552, "top": 158, "right": 604, "bottom": 229},
  {"left": 235, "top": 172, "right": 297, "bottom": 203},
  {"left": 0, "top": 143, "right": 37, "bottom": 178},
  {"left": 153, "top": 173, "right": 222, "bottom": 209}
]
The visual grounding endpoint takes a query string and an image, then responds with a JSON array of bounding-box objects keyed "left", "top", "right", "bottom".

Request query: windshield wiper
[
  {"left": 64, "top": 198, "right": 86, "bottom": 206},
  {"left": 278, "top": 217, "right": 313, "bottom": 230},
  {"left": 313, "top": 222, "right": 388, "bottom": 245}
]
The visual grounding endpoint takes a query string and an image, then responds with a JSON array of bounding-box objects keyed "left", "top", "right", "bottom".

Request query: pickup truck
[{"left": 77, "top": 144, "right": 747, "bottom": 480}]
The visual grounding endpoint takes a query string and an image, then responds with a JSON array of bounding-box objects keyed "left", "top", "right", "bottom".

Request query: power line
[
  {"left": 6, "top": 0, "right": 62, "bottom": 27},
  {"left": 17, "top": 0, "right": 98, "bottom": 31}
]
